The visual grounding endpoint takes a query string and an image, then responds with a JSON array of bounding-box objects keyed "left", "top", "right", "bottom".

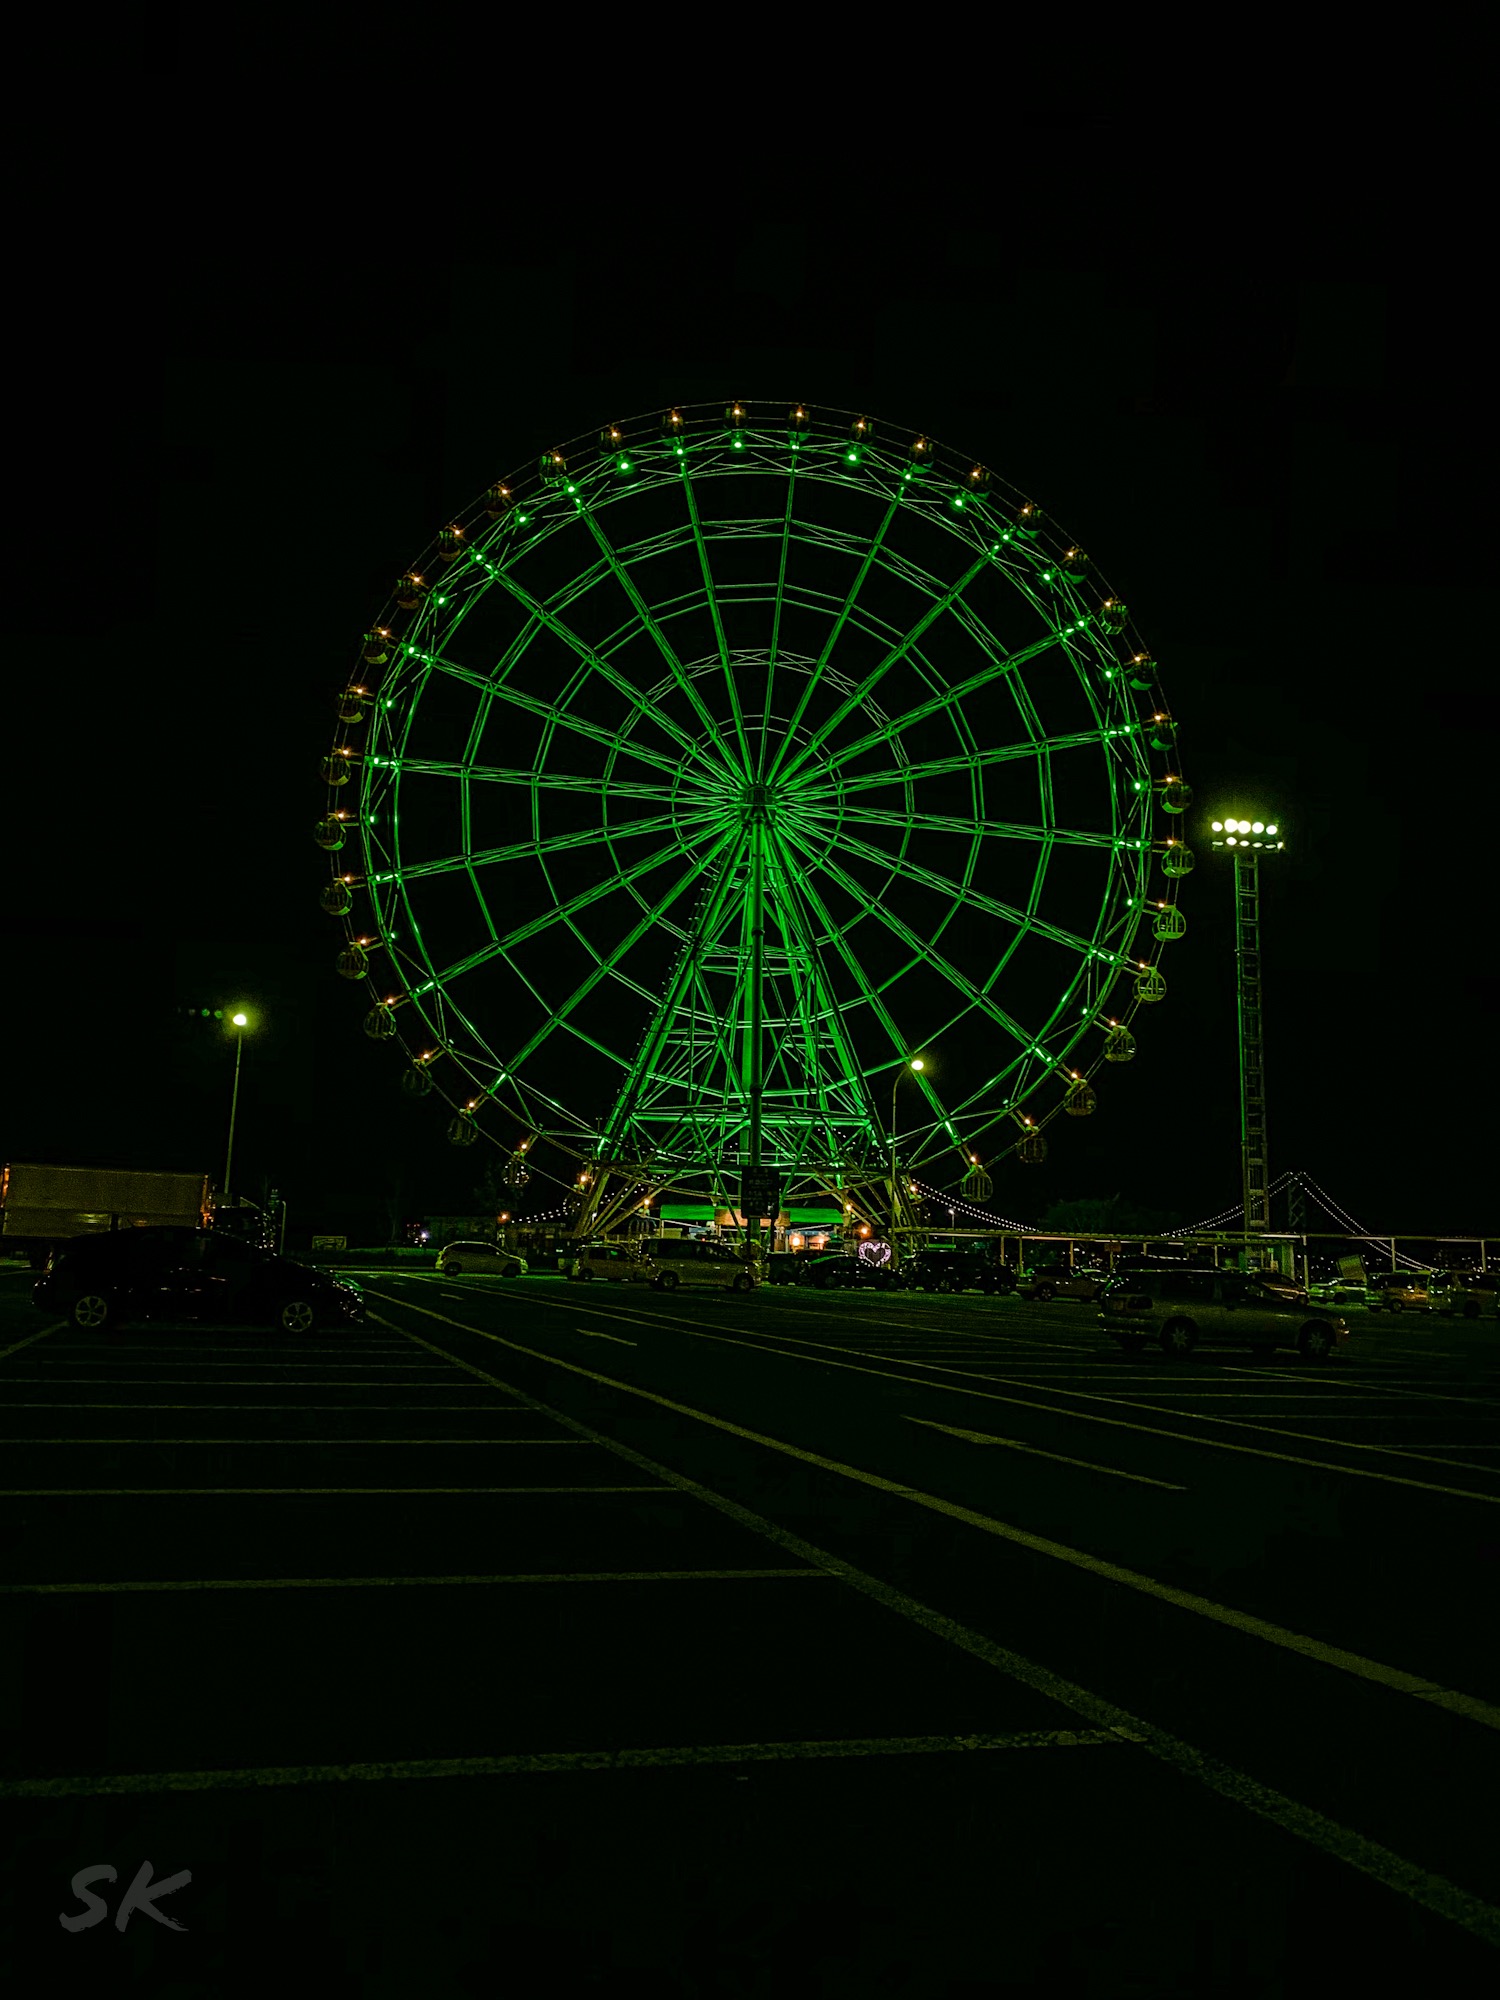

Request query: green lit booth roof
[{"left": 659, "top": 1204, "right": 844, "bottom": 1226}]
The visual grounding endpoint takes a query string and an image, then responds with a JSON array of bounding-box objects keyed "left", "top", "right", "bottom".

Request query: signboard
[
  {"left": 739, "top": 1169, "right": 783, "bottom": 1219},
  {"left": 1337, "top": 1254, "right": 1366, "bottom": 1284},
  {"left": 312, "top": 1235, "right": 347, "bottom": 1251}
]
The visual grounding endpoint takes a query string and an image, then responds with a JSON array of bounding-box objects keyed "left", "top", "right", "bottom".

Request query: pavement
[{"left": 1, "top": 1266, "right": 1497, "bottom": 1996}]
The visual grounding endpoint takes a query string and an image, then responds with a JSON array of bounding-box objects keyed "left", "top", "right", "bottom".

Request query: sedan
[{"left": 34, "top": 1226, "right": 365, "bottom": 1333}]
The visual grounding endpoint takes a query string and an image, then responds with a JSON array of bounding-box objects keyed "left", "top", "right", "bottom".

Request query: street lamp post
[
  {"left": 889, "top": 1057, "right": 925, "bottom": 1267},
  {"left": 1208, "top": 816, "right": 1285, "bottom": 1268},
  {"left": 223, "top": 1010, "right": 250, "bottom": 1199}
]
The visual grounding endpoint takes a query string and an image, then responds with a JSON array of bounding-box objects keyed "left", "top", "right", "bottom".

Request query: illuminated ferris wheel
[{"left": 314, "top": 402, "right": 1192, "bottom": 1233}]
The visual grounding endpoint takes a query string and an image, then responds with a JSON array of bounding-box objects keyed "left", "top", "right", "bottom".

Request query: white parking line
[
  {"left": 359, "top": 1298, "right": 1500, "bottom": 1947},
  {"left": 481, "top": 1295, "right": 1500, "bottom": 1501},
  {"left": 0, "top": 1730, "right": 1129, "bottom": 1797},
  {"left": 0, "top": 1325, "right": 64, "bottom": 1361},
  {"left": 903, "top": 1416, "right": 1186, "bottom": 1490},
  {"left": 368, "top": 1298, "right": 1500, "bottom": 1729}
]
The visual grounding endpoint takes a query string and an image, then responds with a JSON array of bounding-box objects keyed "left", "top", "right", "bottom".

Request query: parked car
[
  {"left": 645, "top": 1236, "right": 761, "bottom": 1293},
  {"left": 1019, "top": 1263, "right": 1111, "bottom": 1302},
  {"left": 799, "top": 1253, "right": 894, "bottom": 1291},
  {"left": 765, "top": 1251, "right": 808, "bottom": 1287},
  {"left": 1251, "top": 1270, "right": 1309, "bottom": 1305},
  {"left": 1366, "top": 1271, "right": 1436, "bottom": 1313},
  {"left": 567, "top": 1242, "right": 655, "bottom": 1284},
  {"left": 33, "top": 1226, "right": 365, "bottom": 1333},
  {"left": 898, "top": 1249, "right": 1015, "bottom": 1295},
  {"left": 1098, "top": 1267, "right": 1347, "bottom": 1359},
  {"left": 1431, "top": 1269, "right": 1497, "bottom": 1320},
  {"left": 435, "top": 1240, "right": 528, "bottom": 1278},
  {"left": 1307, "top": 1278, "right": 1368, "bottom": 1308}
]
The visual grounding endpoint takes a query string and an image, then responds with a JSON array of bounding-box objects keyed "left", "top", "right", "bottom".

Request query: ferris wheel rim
[{"left": 320, "top": 401, "right": 1187, "bottom": 1206}]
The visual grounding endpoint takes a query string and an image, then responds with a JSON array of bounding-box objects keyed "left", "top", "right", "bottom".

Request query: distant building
[{"left": 423, "top": 1213, "right": 500, "bottom": 1247}]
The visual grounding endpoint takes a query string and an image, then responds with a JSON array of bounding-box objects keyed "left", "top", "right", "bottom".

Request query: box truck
[{"left": 0, "top": 1163, "right": 212, "bottom": 1266}]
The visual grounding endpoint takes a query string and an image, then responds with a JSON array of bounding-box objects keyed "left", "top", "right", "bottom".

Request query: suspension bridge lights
[{"left": 1208, "top": 815, "right": 1286, "bottom": 1266}]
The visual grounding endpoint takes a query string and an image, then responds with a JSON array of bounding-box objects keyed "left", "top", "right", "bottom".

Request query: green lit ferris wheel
[{"left": 315, "top": 401, "right": 1192, "bottom": 1236}]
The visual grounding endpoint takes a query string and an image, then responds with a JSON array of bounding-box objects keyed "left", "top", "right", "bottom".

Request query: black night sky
[{"left": 6, "top": 165, "right": 1489, "bottom": 1243}]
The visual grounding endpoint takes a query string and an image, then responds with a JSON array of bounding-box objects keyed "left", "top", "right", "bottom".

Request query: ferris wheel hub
[{"left": 741, "top": 780, "right": 774, "bottom": 825}]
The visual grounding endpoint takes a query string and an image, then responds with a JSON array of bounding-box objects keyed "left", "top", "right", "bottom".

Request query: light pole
[
  {"left": 1208, "top": 815, "right": 1285, "bottom": 1268},
  {"left": 223, "top": 1010, "right": 250, "bottom": 1199},
  {"left": 889, "top": 1057, "right": 925, "bottom": 1267}
]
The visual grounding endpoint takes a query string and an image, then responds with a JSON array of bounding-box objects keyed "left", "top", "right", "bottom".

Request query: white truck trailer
[{"left": 0, "top": 1163, "right": 212, "bottom": 1266}]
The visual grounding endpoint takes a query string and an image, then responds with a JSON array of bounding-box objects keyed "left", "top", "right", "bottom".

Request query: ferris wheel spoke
[
  {"left": 423, "top": 831, "right": 703, "bottom": 990},
  {"left": 574, "top": 508, "right": 744, "bottom": 777},
  {"left": 783, "top": 627, "right": 1078, "bottom": 791},
  {"left": 421, "top": 663, "right": 690, "bottom": 787},
  {"left": 678, "top": 458, "right": 754, "bottom": 773},
  {"left": 487, "top": 565, "right": 734, "bottom": 783},
  {"left": 470, "top": 764, "right": 687, "bottom": 803},
  {"left": 766, "top": 489, "right": 904, "bottom": 781},
  {"left": 374, "top": 757, "right": 683, "bottom": 801},
  {"left": 766, "top": 825, "right": 934, "bottom": 1126},
  {"left": 814, "top": 824, "right": 1103, "bottom": 961},
  {"left": 797, "top": 731, "right": 1120, "bottom": 801},
  {"left": 769, "top": 545, "right": 996, "bottom": 788},
  {"left": 394, "top": 807, "right": 722, "bottom": 884},
  {"left": 808, "top": 844, "right": 1038, "bottom": 1059},
  {"left": 807, "top": 802, "right": 1118, "bottom": 853},
  {"left": 754, "top": 462, "right": 799, "bottom": 779},
  {"left": 502, "top": 824, "right": 746, "bottom": 1077}
]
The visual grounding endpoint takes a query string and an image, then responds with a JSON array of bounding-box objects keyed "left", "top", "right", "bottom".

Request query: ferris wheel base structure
[{"left": 314, "top": 402, "right": 1192, "bottom": 1238}]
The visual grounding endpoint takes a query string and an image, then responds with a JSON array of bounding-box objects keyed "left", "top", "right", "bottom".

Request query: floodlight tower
[{"left": 1207, "top": 815, "right": 1285, "bottom": 1261}]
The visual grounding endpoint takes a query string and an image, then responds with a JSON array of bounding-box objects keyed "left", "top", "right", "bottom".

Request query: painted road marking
[
  {"left": 1218, "top": 1363, "right": 1500, "bottom": 1410},
  {"left": 0, "top": 1378, "right": 507, "bottom": 1389},
  {"left": 25, "top": 1360, "right": 453, "bottom": 1371},
  {"left": 0, "top": 1568, "right": 835, "bottom": 1595},
  {"left": 903, "top": 1416, "right": 1187, "bottom": 1490},
  {"left": 0, "top": 1730, "right": 1130, "bottom": 1798},
  {"left": 0, "top": 1437, "right": 588, "bottom": 1446},
  {"left": 498, "top": 1295, "right": 1500, "bottom": 1503},
  {"left": 370, "top": 1303, "right": 1500, "bottom": 1947},
  {"left": 0, "top": 1485, "right": 669, "bottom": 1498},
  {"left": 0, "top": 1402, "right": 537, "bottom": 1412},
  {"left": 366, "top": 1297, "right": 1500, "bottom": 1734},
  {"left": 576, "top": 1325, "right": 638, "bottom": 1346},
  {"left": 0, "top": 1325, "right": 63, "bottom": 1361}
]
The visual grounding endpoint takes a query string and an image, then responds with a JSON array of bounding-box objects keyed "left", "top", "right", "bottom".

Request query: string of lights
[
  {"left": 910, "top": 1180, "right": 1036, "bottom": 1232},
  {"left": 1170, "top": 1171, "right": 1297, "bottom": 1235}
]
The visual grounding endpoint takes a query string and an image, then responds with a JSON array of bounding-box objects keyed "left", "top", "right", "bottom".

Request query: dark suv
[
  {"left": 898, "top": 1249, "right": 1015, "bottom": 1295},
  {"left": 34, "top": 1227, "right": 366, "bottom": 1334}
]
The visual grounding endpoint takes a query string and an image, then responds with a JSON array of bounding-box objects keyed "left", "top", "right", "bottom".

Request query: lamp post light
[
  {"left": 1208, "top": 816, "right": 1285, "bottom": 1265},
  {"left": 889, "top": 1057, "right": 925, "bottom": 1268},
  {"left": 222, "top": 1010, "right": 251, "bottom": 1200}
]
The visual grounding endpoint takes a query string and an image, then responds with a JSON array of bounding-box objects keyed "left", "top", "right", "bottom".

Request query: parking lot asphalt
[{"left": 1, "top": 1266, "right": 1497, "bottom": 1995}]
